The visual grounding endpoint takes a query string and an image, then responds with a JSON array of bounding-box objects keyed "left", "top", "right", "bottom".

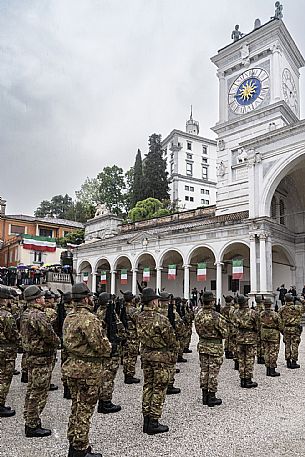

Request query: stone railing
[{"left": 47, "top": 272, "right": 71, "bottom": 283}]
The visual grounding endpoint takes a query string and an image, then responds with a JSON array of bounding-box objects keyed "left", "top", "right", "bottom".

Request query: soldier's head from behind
[
  {"left": 224, "top": 295, "right": 234, "bottom": 305},
  {"left": 284, "top": 293, "right": 294, "bottom": 303},
  {"left": 44, "top": 289, "right": 55, "bottom": 304},
  {"left": 0, "top": 285, "right": 11, "bottom": 307},
  {"left": 202, "top": 291, "right": 215, "bottom": 308},
  {"left": 141, "top": 287, "right": 161, "bottom": 307},
  {"left": 237, "top": 294, "right": 249, "bottom": 308},
  {"left": 255, "top": 294, "right": 264, "bottom": 304},
  {"left": 159, "top": 291, "right": 171, "bottom": 307},
  {"left": 98, "top": 292, "right": 111, "bottom": 307},
  {"left": 264, "top": 297, "right": 273, "bottom": 309},
  {"left": 122, "top": 290, "right": 134, "bottom": 303},
  {"left": 63, "top": 291, "right": 72, "bottom": 305},
  {"left": 24, "top": 285, "right": 45, "bottom": 307},
  {"left": 71, "top": 282, "right": 94, "bottom": 310}
]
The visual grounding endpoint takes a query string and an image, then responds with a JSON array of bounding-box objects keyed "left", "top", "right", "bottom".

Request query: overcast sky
[{"left": 1, "top": 0, "right": 305, "bottom": 215}]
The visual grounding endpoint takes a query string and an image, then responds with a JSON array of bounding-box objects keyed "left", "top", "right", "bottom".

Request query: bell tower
[{"left": 186, "top": 106, "right": 200, "bottom": 135}]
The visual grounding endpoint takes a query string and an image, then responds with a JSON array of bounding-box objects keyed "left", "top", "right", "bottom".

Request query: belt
[
  {"left": 201, "top": 337, "right": 222, "bottom": 344},
  {"left": 285, "top": 324, "right": 299, "bottom": 327},
  {"left": 68, "top": 353, "right": 102, "bottom": 364}
]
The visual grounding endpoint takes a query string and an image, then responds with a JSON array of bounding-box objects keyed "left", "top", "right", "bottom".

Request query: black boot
[
  {"left": 202, "top": 389, "right": 208, "bottom": 405},
  {"left": 13, "top": 369, "right": 20, "bottom": 375},
  {"left": 147, "top": 418, "right": 169, "bottom": 435},
  {"left": 97, "top": 400, "right": 121, "bottom": 414},
  {"left": 225, "top": 350, "right": 230, "bottom": 359},
  {"left": 143, "top": 416, "right": 150, "bottom": 433},
  {"left": 257, "top": 356, "right": 265, "bottom": 364},
  {"left": 286, "top": 359, "right": 292, "bottom": 368},
  {"left": 72, "top": 447, "right": 102, "bottom": 457},
  {"left": 49, "top": 383, "right": 58, "bottom": 391},
  {"left": 63, "top": 384, "right": 72, "bottom": 399},
  {"left": 269, "top": 367, "right": 280, "bottom": 377},
  {"left": 227, "top": 351, "right": 234, "bottom": 359},
  {"left": 207, "top": 392, "right": 222, "bottom": 407},
  {"left": 0, "top": 405, "right": 15, "bottom": 417},
  {"left": 25, "top": 426, "right": 52, "bottom": 437},
  {"left": 183, "top": 348, "right": 192, "bottom": 353},
  {"left": 244, "top": 378, "right": 258, "bottom": 388},
  {"left": 240, "top": 378, "right": 246, "bottom": 388},
  {"left": 166, "top": 384, "right": 181, "bottom": 395},
  {"left": 177, "top": 355, "right": 187, "bottom": 363},
  {"left": 175, "top": 368, "right": 180, "bottom": 373},
  {"left": 68, "top": 443, "right": 74, "bottom": 457},
  {"left": 21, "top": 371, "right": 28, "bottom": 383},
  {"left": 266, "top": 367, "right": 271, "bottom": 376},
  {"left": 234, "top": 360, "right": 239, "bottom": 370},
  {"left": 291, "top": 360, "right": 300, "bottom": 369},
  {"left": 124, "top": 375, "right": 140, "bottom": 384}
]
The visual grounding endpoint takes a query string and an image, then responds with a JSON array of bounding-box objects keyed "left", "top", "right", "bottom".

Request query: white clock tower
[{"left": 211, "top": 18, "right": 305, "bottom": 215}]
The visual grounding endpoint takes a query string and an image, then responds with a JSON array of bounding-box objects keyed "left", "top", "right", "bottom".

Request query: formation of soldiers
[{"left": 0, "top": 282, "right": 304, "bottom": 457}]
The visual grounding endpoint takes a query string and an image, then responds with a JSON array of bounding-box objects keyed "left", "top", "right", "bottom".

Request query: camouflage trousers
[
  {"left": 237, "top": 344, "right": 256, "bottom": 379},
  {"left": 263, "top": 342, "right": 280, "bottom": 368},
  {"left": 224, "top": 334, "right": 234, "bottom": 352},
  {"left": 257, "top": 336, "right": 264, "bottom": 359},
  {"left": 99, "top": 356, "right": 119, "bottom": 401},
  {"left": 123, "top": 340, "right": 139, "bottom": 377},
  {"left": 67, "top": 376, "right": 101, "bottom": 451},
  {"left": 24, "top": 363, "right": 52, "bottom": 427},
  {"left": 61, "top": 347, "right": 69, "bottom": 386},
  {"left": 199, "top": 353, "right": 223, "bottom": 393},
  {"left": 231, "top": 335, "right": 238, "bottom": 360},
  {"left": 284, "top": 333, "right": 301, "bottom": 361},
  {"left": 184, "top": 325, "right": 192, "bottom": 350},
  {"left": 0, "top": 358, "right": 15, "bottom": 405},
  {"left": 21, "top": 352, "right": 28, "bottom": 374},
  {"left": 142, "top": 361, "right": 170, "bottom": 420}
]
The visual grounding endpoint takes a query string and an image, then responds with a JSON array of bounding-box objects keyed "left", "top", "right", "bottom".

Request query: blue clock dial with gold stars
[{"left": 228, "top": 68, "right": 270, "bottom": 114}]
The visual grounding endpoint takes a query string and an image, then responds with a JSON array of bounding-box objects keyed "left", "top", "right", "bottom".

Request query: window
[
  {"left": 34, "top": 251, "right": 42, "bottom": 263},
  {"left": 186, "top": 153, "right": 193, "bottom": 160},
  {"left": 271, "top": 197, "right": 277, "bottom": 219},
  {"left": 201, "top": 199, "right": 210, "bottom": 205},
  {"left": 190, "top": 186, "right": 194, "bottom": 192},
  {"left": 170, "top": 162, "right": 174, "bottom": 174},
  {"left": 280, "top": 199, "right": 285, "bottom": 225},
  {"left": 206, "top": 189, "right": 210, "bottom": 195},
  {"left": 202, "top": 145, "right": 207, "bottom": 154},
  {"left": 171, "top": 153, "right": 174, "bottom": 160},
  {"left": 39, "top": 228, "right": 53, "bottom": 238},
  {"left": 185, "top": 196, "right": 189, "bottom": 201},
  {"left": 201, "top": 189, "right": 205, "bottom": 194},
  {"left": 185, "top": 185, "right": 189, "bottom": 191},
  {"left": 190, "top": 197, "right": 194, "bottom": 202},
  {"left": 186, "top": 162, "right": 193, "bottom": 176},
  {"left": 202, "top": 158, "right": 208, "bottom": 164},
  {"left": 202, "top": 166, "right": 208, "bottom": 179},
  {"left": 187, "top": 142, "right": 192, "bottom": 150},
  {"left": 211, "top": 280, "right": 216, "bottom": 291},
  {"left": 10, "top": 225, "right": 26, "bottom": 235},
  {"left": 229, "top": 276, "right": 239, "bottom": 293}
]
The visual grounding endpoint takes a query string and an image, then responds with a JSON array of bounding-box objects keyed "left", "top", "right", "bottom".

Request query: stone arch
[
  {"left": 159, "top": 249, "right": 184, "bottom": 296},
  {"left": 272, "top": 244, "right": 296, "bottom": 296},
  {"left": 113, "top": 255, "right": 133, "bottom": 293},
  {"left": 187, "top": 245, "right": 217, "bottom": 294},
  {"left": 186, "top": 244, "right": 217, "bottom": 265},
  {"left": 95, "top": 258, "right": 111, "bottom": 293},
  {"left": 218, "top": 240, "right": 250, "bottom": 262},
  {"left": 159, "top": 248, "right": 185, "bottom": 267},
  {"left": 93, "top": 256, "right": 112, "bottom": 273},
  {"left": 77, "top": 260, "right": 93, "bottom": 289},
  {"left": 220, "top": 241, "right": 250, "bottom": 296},
  {"left": 134, "top": 252, "right": 157, "bottom": 270},
  {"left": 77, "top": 259, "right": 93, "bottom": 274},
  {"left": 113, "top": 255, "right": 132, "bottom": 271},
  {"left": 135, "top": 253, "right": 157, "bottom": 291}
]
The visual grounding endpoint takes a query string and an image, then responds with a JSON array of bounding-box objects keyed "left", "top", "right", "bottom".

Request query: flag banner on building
[
  {"left": 121, "top": 269, "right": 128, "bottom": 285},
  {"left": 197, "top": 262, "right": 207, "bottom": 281},
  {"left": 83, "top": 272, "right": 89, "bottom": 283},
  {"left": 143, "top": 267, "right": 150, "bottom": 282},
  {"left": 100, "top": 271, "right": 107, "bottom": 284},
  {"left": 168, "top": 264, "right": 176, "bottom": 280},
  {"left": 232, "top": 259, "right": 243, "bottom": 280},
  {"left": 22, "top": 234, "right": 56, "bottom": 252}
]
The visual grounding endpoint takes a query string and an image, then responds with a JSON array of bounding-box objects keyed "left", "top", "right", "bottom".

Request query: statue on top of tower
[
  {"left": 271, "top": 2, "right": 283, "bottom": 20},
  {"left": 231, "top": 25, "right": 243, "bottom": 42}
]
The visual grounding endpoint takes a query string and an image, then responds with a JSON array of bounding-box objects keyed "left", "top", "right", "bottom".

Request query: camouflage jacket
[
  {"left": 0, "top": 303, "right": 21, "bottom": 361},
  {"left": 137, "top": 305, "right": 178, "bottom": 365},
  {"left": 96, "top": 304, "right": 126, "bottom": 356},
  {"left": 260, "top": 309, "right": 283, "bottom": 342},
  {"left": 45, "top": 304, "right": 58, "bottom": 335},
  {"left": 184, "top": 303, "right": 195, "bottom": 326},
  {"left": 124, "top": 302, "right": 139, "bottom": 341},
  {"left": 220, "top": 304, "right": 234, "bottom": 330},
  {"left": 195, "top": 307, "right": 228, "bottom": 357},
  {"left": 62, "top": 303, "right": 111, "bottom": 379},
  {"left": 233, "top": 307, "right": 258, "bottom": 345},
  {"left": 279, "top": 301, "right": 305, "bottom": 335},
  {"left": 20, "top": 302, "right": 60, "bottom": 366}
]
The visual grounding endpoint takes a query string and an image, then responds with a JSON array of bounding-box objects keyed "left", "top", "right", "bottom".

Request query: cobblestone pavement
[{"left": 2, "top": 333, "right": 305, "bottom": 457}]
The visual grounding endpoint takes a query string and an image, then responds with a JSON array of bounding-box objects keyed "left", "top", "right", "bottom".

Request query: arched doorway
[
  {"left": 188, "top": 246, "right": 216, "bottom": 297},
  {"left": 272, "top": 245, "right": 295, "bottom": 299},
  {"left": 135, "top": 253, "right": 157, "bottom": 293},
  {"left": 95, "top": 258, "right": 111, "bottom": 294},
  {"left": 159, "top": 249, "right": 184, "bottom": 297},
  {"left": 77, "top": 260, "right": 93, "bottom": 290},
  {"left": 220, "top": 242, "right": 250, "bottom": 298},
  {"left": 114, "top": 255, "right": 132, "bottom": 295}
]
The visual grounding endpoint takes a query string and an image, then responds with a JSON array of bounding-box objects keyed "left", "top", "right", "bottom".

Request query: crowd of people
[
  {"left": 0, "top": 282, "right": 304, "bottom": 457},
  {"left": 0, "top": 265, "right": 72, "bottom": 287}
]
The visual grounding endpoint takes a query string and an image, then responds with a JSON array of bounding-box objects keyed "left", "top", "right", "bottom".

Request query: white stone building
[{"left": 73, "top": 18, "right": 305, "bottom": 305}]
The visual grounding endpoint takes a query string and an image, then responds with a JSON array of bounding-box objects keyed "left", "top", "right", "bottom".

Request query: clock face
[
  {"left": 228, "top": 68, "right": 270, "bottom": 115},
  {"left": 282, "top": 68, "right": 298, "bottom": 114}
]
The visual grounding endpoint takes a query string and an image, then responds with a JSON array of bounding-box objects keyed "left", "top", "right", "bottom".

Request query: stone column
[
  {"left": 266, "top": 235, "right": 273, "bottom": 293},
  {"left": 156, "top": 267, "right": 162, "bottom": 293},
  {"left": 259, "top": 233, "right": 267, "bottom": 293},
  {"left": 217, "top": 70, "right": 226, "bottom": 123},
  {"left": 132, "top": 269, "right": 138, "bottom": 295},
  {"left": 76, "top": 273, "right": 81, "bottom": 283},
  {"left": 91, "top": 272, "right": 97, "bottom": 293},
  {"left": 110, "top": 270, "right": 116, "bottom": 295},
  {"left": 249, "top": 234, "right": 257, "bottom": 293},
  {"left": 247, "top": 151, "right": 256, "bottom": 218},
  {"left": 215, "top": 261, "right": 223, "bottom": 305},
  {"left": 183, "top": 265, "right": 190, "bottom": 300},
  {"left": 272, "top": 43, "right": 281, "bottom": 102}
]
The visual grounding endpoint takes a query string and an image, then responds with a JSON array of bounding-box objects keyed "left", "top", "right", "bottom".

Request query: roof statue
[
  {"left": 231, "top": 25, "right": 243, "bottom": 42},
  {"left": 94, "top": 203, "right": 111, "bottom": 218},
  {"left": 254, "top": 18, "right": 261, "bottom": 30},
  {"left": 271, "top": 2, "right": 283, "bottom": 20}
]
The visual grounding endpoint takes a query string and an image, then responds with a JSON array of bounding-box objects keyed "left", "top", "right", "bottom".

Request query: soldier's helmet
[
  {"left": 264, "top": 297, "right": 273, "bottom": 307},
  {"left": 63, "top": 291, "right": 72, "bottom": 304},
  {"left": 24, "top": 285, "right": 44, "bottom": 301},
  {"left": 202, "top": 291, "right": 215, "bottom": 303},
  {"left": 284, "top": 293, "right": 294, "bottom": 302},
  {"left": 255, "top": 295, "right": 263, "bottom": 304},
  {"left": 224, "top": 295, "right": 234, "bottom": 304},
  {"left": 237, "top": 294, "right": 249, "bottom": 305},
  {"left": 141, "top": 287, "right": 161, "bottom": 303},
  {"left": 71, "top": 283, "right": 93, "bottom": 300},
  {"left": 98, "top": 292, "right": 111, "bottom": 305},
  {"left": 0, "top": 286, "right": 12, "bottom": 299},
  {"left": 123, "top": 290, "right": 134, "bottom": 302},
  {"left": 8, "top": 288, "right": 18, "bottom": 298},
  {"left": 44, "top": 290, "right": 54, "bottom": 300},
  {"left": 159, "top": 292, "right": 171, "bottom": 302}
]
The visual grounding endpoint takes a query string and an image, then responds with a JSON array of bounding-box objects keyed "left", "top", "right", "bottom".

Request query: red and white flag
[
  {"left": 168, "top": 264, "right": 176, "bottom": 280},
  {"left": 120, "top": 269, "right": 128, "bottom": 285},
  {"left": 143, "top": 267, "right": 150, "bottom": 282},
  {"left": 197, "top": 263, "right": 207, "bottom": 281},
  {"left": 232, "top": 260, "right": 243, "bottom": 280},
  {"left": 100, "top": 271, "right": 107, "bottom": 284}
]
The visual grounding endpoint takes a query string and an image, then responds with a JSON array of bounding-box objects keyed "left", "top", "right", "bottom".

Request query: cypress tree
[
  {"left": 143, "top": 133, "right": 169, "bottom": 201},
  {"left": 131, "top": 149, "right": 144, "bottom": 207}
]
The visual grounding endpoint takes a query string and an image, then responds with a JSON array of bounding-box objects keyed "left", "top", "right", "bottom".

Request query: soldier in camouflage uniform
[
  {"left": 158, "top": 292, "right": 181, "bottom": 395},
  {"left": 62, "top": 283, "right": 111, "bottom": 457},
  {"left": 121, "top": 291, "right": 140, "bottom": 384},
  {"left": 279, "top": 293, "right": 305, "bottom": 369},
  {"left": 181, "top": 298, "right": 194, "bottom": 354},
  {"left": 0, "top": 286, "right": 21, "bottom": 417},
  {"left": 233, "top": 295, "right": 258, "bottom": 388},
  {"left": 137, "top": 288, "right": 178, "bottom": 435},
  {"left": 255, "top": 295, "right": 265, "bottom": 364},
  {"left": 20, "top": 285, "right": 60, "bottom": 437},
  {"left": 44, "top": 290, "right": 59, "bottom": 391},
  {"left": 231, "top": 296, "right": 240, "bottom": 370},
  {"left": 195, "top": 291, "right": 228, "bottom": 407},
  {"left": 220, "top": 295, "right": 234, "bottom": 359},
  {"left": 174, "top": 297, "right": 188, "bottom": 363},
  {"left": 61, "top": 290, "right": 74, "bottom": 399},
  {"left": 96, "top": 292, "right": 124, "bottom": 414},
  {"left": 260, "top": 297, "right": 283, "bottom": 377}
]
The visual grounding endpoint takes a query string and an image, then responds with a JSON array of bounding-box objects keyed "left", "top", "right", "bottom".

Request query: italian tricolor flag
[
  {"left": 83, "top": 272, "right": 89, "bottom": 283},
  {"left": 168, "top": 264, "right": 176, "bottom": 280},
  {"left": 232, "top": 259, "right": 243, "bottom": 280},
  {"left": 143, "top": 267, "right": 150, "bottom": 282},
  {"left": 121, "top": 269, "right": 128, "bottom": 285},
  {"left": 100, "top": 271, "right": 107, "bottom": 284},
  {"left": 197, "top": 263, "right": 207, "bottom": 281},
  {"left": 22, "top": 234, "right": 56, "bottom": 252}
]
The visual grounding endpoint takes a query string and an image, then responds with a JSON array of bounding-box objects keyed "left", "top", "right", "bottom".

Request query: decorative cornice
[{"left": 162, "top": 129, "right": 216, "bottom": 147}]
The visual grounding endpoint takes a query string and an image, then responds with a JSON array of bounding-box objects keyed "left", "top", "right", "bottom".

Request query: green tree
[
  {"left": 124, "top": 166, "right": 134, "bottom": 212},
  {"left": 35, "top": 194, "right": 74, "bottom": 219},
  {"left": 128, "top": 198, "right": 170, "bottom": 222},
  {"left": 97, "top": 165, "right": 126, "bottom": 215},
  {"left": 143, "top": 134, "right": 169, "bottom": 201},
  {"left": 57, "top": 228, "right": 85, "bottom": 247},
  {"left": 131, "top": 149, "right": 145, "bottom": 207}
]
